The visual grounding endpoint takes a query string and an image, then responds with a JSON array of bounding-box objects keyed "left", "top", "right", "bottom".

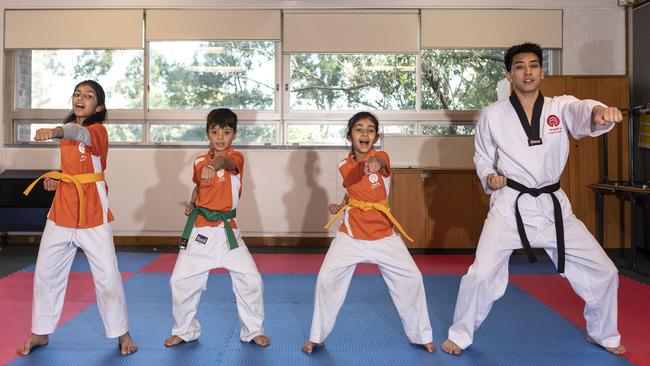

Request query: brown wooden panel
[
  {"left": 427, "top": 172, "right": 470, "bottom": 248},
  {"left": 540, "top": 75, "right": 567, "bottom": 97},
  {"left": 469, "top": 175, "right": 490, "bottom": 248},
  {"left": 390, "top": 169, "right": 429, "bottom": 248},
  {"left": 567, "top": 76, "right": 630, "bottom": 248}
]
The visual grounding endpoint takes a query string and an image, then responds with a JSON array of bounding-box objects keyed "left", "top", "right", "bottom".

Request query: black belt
[{"left": 506, "top": 179, "right": 565, "bottom": 273}]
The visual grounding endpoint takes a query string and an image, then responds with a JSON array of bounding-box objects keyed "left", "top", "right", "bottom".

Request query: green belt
[{"left": 180, "top": 207, "right": 238, "bottom": 250}]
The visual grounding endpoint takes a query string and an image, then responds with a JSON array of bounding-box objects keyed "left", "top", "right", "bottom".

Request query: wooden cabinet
[{"left": 389, "top": 169, "right": 488, "bottom": 248}]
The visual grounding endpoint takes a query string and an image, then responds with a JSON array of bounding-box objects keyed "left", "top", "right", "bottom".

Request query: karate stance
[{"left": 441, "top": 43, "right": 626, "bottom": 356}]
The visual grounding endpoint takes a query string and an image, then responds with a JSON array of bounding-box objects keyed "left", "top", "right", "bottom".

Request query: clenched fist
[
  {"left": 592, "top": 106, "right": 623, "bottom": 125},
  {"left": 487, "top": 173, "right": 507, "bottom": 191}
]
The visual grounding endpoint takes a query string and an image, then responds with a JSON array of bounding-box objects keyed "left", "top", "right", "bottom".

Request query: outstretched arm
[
  {"left": 561, "top": 96, "right": 619, "bottom": 139},
  {"left": 200, "top": 156, "right": 238, "bottom": 181},
  {"left": 591, "top": 105, "right": 623, "bottom": 128},
  {"left": 364, "top": 156, "right": 387, "bottom": 175},
  {"left": 34, "top": 124, "right": 92, "bottom": 146}
]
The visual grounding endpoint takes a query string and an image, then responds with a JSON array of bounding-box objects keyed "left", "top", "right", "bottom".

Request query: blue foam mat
[{"left": 9, "top": 273, "right": 632, "bottom": 366}]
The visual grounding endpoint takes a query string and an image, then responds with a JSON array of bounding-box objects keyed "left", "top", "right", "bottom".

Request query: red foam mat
[
  {"left": 0, "top": 271, "right": 134, "bottom": 365},
  {"left": 511, "top": 274, "right": 650, "bottom": 366},
  {"left": 138, "top": 253, "right": 474, "bottom": 275}
]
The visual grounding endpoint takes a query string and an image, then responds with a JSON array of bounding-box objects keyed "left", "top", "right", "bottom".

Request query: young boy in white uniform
[
  {"left": 441, "top": 43, "right": 626, "bottom": 356},
  {"left": 164, "top": 108, "right": 270, "bottom": 348}
]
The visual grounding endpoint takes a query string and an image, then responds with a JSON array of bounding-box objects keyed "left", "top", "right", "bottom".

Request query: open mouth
[{"left": 359, "top": 139, "right": 370, "bottom": 146}]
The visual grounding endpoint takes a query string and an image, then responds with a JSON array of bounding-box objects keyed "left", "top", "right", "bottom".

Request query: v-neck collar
[{"left": 509, "top": 91, "right": 545, "bottom": 146}]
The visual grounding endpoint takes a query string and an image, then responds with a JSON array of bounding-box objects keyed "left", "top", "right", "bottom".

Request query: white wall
[
  {"left": 563, "top": 8, "right": 627, "bottom": 75},
  {"left": 3, "top": 147, "right": 349, "bottom": 236},
  {"left": 0, "top": 0, "right": 628, "bottom": 236}
]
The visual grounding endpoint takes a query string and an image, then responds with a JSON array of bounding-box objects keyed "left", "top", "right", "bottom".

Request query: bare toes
[
  {"left": 423, "top": 342, "right": 436, "bottom": 352},
  {"left": 164, "top": 335, "right": 185, "bottom": 348},
  {"left": 253, "top": 335, "right": 270, "bottom": 347},
  {"left": 607, "top": 345, "right": 627, "bottom": 355},
  {"left": 441, "top": 339, "right": 462, "bottom": 356}
]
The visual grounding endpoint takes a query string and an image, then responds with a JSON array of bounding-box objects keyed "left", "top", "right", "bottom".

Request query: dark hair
[
  {"left": 63, "top": 80, "right": 107, "bottom": 126},
  {"left": 206, "top": 108, "right": 238, "bottom": 133},
  {"left": 346, "top": 111, "right": 379, "bottom": 139},
  {"left": 504, "top": 42, "right": 543, "bottom": 72}
]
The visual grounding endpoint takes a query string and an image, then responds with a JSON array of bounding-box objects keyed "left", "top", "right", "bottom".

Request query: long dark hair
[{"left": 63, "top": 80, "right": 107, "bottom": 126}]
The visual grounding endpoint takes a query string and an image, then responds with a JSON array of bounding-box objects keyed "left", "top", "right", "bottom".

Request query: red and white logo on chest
[{"left": 546, "top": 115, "right": 563, "bottom": 135}]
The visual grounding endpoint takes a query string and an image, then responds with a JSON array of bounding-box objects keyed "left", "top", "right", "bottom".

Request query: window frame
[{"left": 5, "top": 43, "right": 562, "bottom": 147}]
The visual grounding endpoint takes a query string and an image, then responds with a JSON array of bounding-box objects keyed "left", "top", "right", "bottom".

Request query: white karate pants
[
  {"left": 448, "top": 211, "right": 621, "bottom": 349},
  {"left": 170, "top": 226, "right": 265, "bottom": 342},
  {"left": 308, "top": 231, "right": 433, "bottom": 345},
  {"left": 32, "top": 219, "right": 129, "bottom": 338}
]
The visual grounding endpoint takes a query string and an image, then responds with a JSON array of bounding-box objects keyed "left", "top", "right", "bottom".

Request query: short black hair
[
  {"left": 206, "top": 108, "right": 238, "bottom": 133},
  {"left": 504, "top": 42, "right": 543, "bottom": 72},
  {"left": 346, "top": 111, "right": 379, "bottom": 139}
]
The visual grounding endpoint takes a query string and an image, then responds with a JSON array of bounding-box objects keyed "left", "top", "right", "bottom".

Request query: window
[
  {"left": 420, "top": 49, "right": 553, "bottom": 110},
  {"left": 421, "top": 123, "right": 476, "bottom": 136},
  {"left": 149, "top": 122, "right": 277, "bottom": 144},
  {"left": 15, "top": 49, "right": 143, "bottom": 109},
  {"left": 149, "top": 41, "right": 276, "bottom": 110},
  {"left": 6, "top": 10, "right": 563, "bottom": 147},
  {"left": 289, "top": 54, "right": 416, "bottom": 111},
  {"left": 15, "top": 121, "right": 143, "bottom": 143}
]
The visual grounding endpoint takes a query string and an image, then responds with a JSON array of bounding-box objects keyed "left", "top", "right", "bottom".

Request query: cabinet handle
[{"left": 420, "top": 172, "right": 431, "bottom": 184}]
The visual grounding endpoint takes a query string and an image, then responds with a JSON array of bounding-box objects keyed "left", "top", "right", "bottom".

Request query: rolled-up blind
[
  {"left": 5, "top": 10, "right": 144, "bottom": 49},
  {"left": 421, "top": 9, "right": 562, "bottom": 49},
  {"left": 146, "top": 10, "right": 281, "bottom": 41},
  {"left": 283, "top": 10, "right": 419, "bottom": 53}
]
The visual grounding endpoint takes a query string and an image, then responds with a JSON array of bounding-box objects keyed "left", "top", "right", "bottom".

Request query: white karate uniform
[
  {"left": 448, "top": 95, "right": 622, "bottom": 349},
  {"left": 32, "top": 220, "right": 129, "bottom": 338},
  {"left": 170, "top": 226, "right": 265, "bottom": 342},
  {"left": 308, "top": 231, "right": 433, "bottom": 345}
]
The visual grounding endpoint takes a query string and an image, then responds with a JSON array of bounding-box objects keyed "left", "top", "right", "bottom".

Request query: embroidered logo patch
[
  {"left": 547, "top": 115, "right": 560, "bottom": 127},
  {"left": 547, "top": 114, "right": 563, "bottom": 135},
  {"left": 195, "top": 234, "right": 208, "bottom": 244},
  {"left": 368, "top": 173, "right": 381, "bottom": 189}
]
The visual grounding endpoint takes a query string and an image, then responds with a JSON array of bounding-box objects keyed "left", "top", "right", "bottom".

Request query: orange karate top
[
  {"left": 48, "top": 123, "right": 114, "bottom": 228},
  {"left": 192, "top": 147, "right": 244, "bottom": 229},
  {"left": 338, "top": 149, "right": 394, "bottom": 240}
]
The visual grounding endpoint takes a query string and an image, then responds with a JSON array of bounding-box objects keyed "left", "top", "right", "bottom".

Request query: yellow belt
[
  {"left": 324, "top": 198, "right": 413, "bottom": 242},
  {"left": 23, "top": 171, "right": 105, "bottom": 226}
]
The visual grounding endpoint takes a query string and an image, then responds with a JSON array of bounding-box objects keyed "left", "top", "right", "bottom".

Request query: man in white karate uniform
[{"left": 441, "top": 42, "right": 627, "bottom": 356}]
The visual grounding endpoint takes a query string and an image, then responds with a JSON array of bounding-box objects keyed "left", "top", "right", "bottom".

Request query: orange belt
[
  {"left": 23, "top": 171, "right": 105, "bottom": 226},
  {"left": 324, "top": 198, "right": 413, "bottom": 242}
]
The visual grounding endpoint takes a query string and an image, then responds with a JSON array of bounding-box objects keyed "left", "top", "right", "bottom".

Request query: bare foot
[
  {"left": 17, "top": 334, "right": 49, "bottom": 355},
  {"left": 586, "top": 335, "right": 627, "bottom": 355},
  {"left": 301, "top": 340, "right": 324, "bottom": 354},
  {"left": 441, "top": 339, "right": 462, "bottom": 355},
  {"left": 422, "top": 342, "right": 436, "bottom": 352},
  {"left": 118, "top": 332, "right": 138, "bottom": 355},
  {"left": 252, "top": 335, "right": 270, "bottom": 347},
  {"left": 164, "top": 335, "right": 186, "bottom": 347}
]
